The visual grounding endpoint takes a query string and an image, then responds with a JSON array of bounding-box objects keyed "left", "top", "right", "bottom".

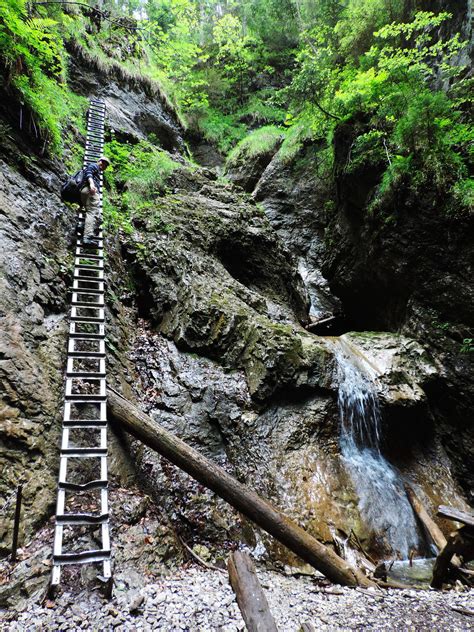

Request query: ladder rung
[
  {"left": 61, "top": 448, "right": 107, "bottom": 457},
  {"left": 69, "top": 317, "right": 104, "bottom": 325},
  {"left": 58, "top": 479, "right": 108, "bottom": 491},
  {"left": 71, "top": 290, "right": 104, "bottom": 299},
  {"left": 75, "top": 249, "right": 103, "bottom": 259},
  {"left": 74, "top": 261, "right": 104, "bottom": 269},
  {"left": 64, "top": 393, "right": 107, "bottom": 401},
  {"left": 74, "top": 270, "right": 104, "bottom": 280},
  {"left": 69, "top": 320, "right": 105, "bottom": 328},
  {"left": 67, "top": 349, "right": 105, "bottom": 357},
  {"left": 63, "top": 419, "right": 107, "bottom": 428},
  {"left": 76, "top": 242, "right": 104, "bottom": 250},
  {"left": 53, "top": 548, "right": 111, "bottom": 565},
  {"left": 71, "top": 299, "right": 105, "bottom": 308},
  {"left": 56, "top": 513, "right": 109, "bottom": 525},
  {"left": 70, "top": 308, "right": 105, "bottom": 322},
  {"left": 70, "top": 286, "right": 104, "bottom": 295},
  {"left": 68, "top": 338, "right": 105, "bottom": 352},
  {"left": 68, "top": 331, "right": 105, "bottom": 340},
  {"left": 66, "top": 372, "right": 106, "bottom": 379}
]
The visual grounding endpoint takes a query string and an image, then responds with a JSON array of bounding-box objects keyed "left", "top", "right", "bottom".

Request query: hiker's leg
[
  {"left": 80, "top": 187, "right": 89, "bottom": 237},
  {"left": 83, "top": 190, "right": 101, "bottom": 241}
]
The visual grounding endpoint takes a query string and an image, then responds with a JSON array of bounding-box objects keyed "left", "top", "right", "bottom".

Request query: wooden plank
[
  {"left": 228, "top": 551, "right": 278, "bottom": 632},
  {"left": 107, "top": 388, "right": 375, "bottom": 587},
  {"left": 437, "top": 506, "right": 474, "bottom": 528}
]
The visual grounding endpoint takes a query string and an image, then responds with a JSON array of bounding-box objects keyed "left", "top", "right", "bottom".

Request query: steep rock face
[
  {"left": 253, "top": 147, "right": 341, "bottom": 321},
  {"left": 0, "top": 136, "right": 73, "bottom": 551},
  {"left": 248, "top": 118, "right": 473, "bottom": 501},
  {"left": 225, "top": 139, "right": 282, "bottom": 193},
  {"left": 67, "top": 42, "right": 186, "bottom": 151},
  {"left": 124, "top": 173, "right": 337, "bottom": 401}
]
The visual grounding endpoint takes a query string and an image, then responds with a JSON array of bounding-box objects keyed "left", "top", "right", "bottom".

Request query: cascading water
[{"left": 334, "top": 342, "right": 420, "bottom": 559}]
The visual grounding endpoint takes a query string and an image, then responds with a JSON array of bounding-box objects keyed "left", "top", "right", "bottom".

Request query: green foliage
[
  {"left": 1, "top": 0, "right": 472, "bottom": 225},
  {"left": 327, "top": 11, "right": 471, "bottom": 202},
  {"left": 461, "top": 338, "right": 474, "bottom": 353},
  {"left": 236, "top": 90, "right": 287, "bottom": 126},
  {"left": 0, "top": 0, "right": 87, "bottom": 152},
  {"left": 197, "top": 108, "right": 247, "bottom": 154},
  {"left": 103, "top": 137, "right": 181, "bottom": 233},
  {"left": 345, "top": 130, "right": 386, "bottom": 174},
  {"left": 451, "top": 178, "right": 474, "bottom": 215},
  {"left": 277, "top": 116, "right": 321, "bottom": 163},
  {"left": 212, "top": 14, "right": 262, "bottom": 106},
  {"left": 335, "top": 0, "right": 406, "bottom": 60},
  {"left": 226, "top": 125, "right": 284, "bottom": 168}
]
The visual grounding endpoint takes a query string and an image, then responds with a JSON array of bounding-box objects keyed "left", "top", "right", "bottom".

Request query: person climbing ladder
[{"left": 81, "top": 156, "right": 110, "bottom": 245}]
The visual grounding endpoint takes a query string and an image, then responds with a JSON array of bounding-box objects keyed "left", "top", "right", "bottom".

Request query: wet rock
[
  {"left": 334, "top": 332, "right": 439, "bottom": 407},
  {"left": 254, "top": 147, "right": 341, "bottom": 320}
]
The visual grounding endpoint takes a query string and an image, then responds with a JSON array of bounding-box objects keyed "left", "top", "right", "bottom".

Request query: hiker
[{"left": 81, "top": 156, "right": 110, "bottom": 246}]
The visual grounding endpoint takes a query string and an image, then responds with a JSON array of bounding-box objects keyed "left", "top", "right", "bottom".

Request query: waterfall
[{"left": 334, "top": 342, "right": 420, "bottom": 559}]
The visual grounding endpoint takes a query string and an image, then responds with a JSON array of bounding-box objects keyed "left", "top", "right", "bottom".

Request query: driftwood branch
[
  {"left": 107, "top": 388, "right": 374, "bottom": 587},
  {"left": 228, "top": 551, "right": 278, "bottom": 632}
]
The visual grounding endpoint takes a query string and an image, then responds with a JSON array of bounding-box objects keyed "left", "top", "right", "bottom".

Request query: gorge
[{"left": 0, "top": 0, "right": 473, "bottom": 628}]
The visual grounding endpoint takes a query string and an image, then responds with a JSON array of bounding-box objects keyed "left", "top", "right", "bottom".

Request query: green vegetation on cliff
[{"left": 0, "top": 0, "right": 472, "bottom": 208}]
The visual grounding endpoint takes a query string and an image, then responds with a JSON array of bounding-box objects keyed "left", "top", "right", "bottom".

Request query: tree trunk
[{"left": 107, "top": 388, "right": 375, "bottom": 588}]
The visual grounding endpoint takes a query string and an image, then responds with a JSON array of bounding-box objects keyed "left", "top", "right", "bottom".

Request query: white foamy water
[{"left": 335, "top": 343, "right": 420, "bottom": 559}]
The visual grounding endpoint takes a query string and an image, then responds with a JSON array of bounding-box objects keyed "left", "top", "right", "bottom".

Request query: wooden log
[
  {"left": 431, "top": 527, "right": 474, "bottom": 588},
  {"left": 404, "top": 485, "right": 447, "bottom": 552},
  {"left": 437, "top": 506, "right": 474, "bottom": 528},
  {"left": 228, "top": 551, "right": 278, "bottom": 632},
  {"left": 107, "top": 388, "right": 375, "bottom": 587}
]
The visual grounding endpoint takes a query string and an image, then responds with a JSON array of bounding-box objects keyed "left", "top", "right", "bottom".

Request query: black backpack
[{"left": 61, "top": 169, "right": 84, "bottom": 204}]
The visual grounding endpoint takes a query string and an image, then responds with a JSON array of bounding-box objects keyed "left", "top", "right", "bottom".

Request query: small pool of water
[{"left": 387, "top": 558, "right": 436, "bottom": 587}]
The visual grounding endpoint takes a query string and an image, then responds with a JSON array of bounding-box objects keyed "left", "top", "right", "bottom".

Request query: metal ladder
[{"left": 51, "top": 99, "right": 111, "bottom": 592}]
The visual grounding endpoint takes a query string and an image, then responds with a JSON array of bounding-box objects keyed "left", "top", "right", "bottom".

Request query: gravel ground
[{"left": 2, "top": 566, "right": 473, "bottom": 631}]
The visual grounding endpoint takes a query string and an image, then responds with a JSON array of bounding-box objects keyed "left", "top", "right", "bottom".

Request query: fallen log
[
  {"left": 228, "top": 551, "right": 278, "bottom": 632},
  {"left": 404, "top": 485, "right": 447, "bottom": 552},
  {"left": 107, "top": 388, "right": 374, "bottom": 587}
]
